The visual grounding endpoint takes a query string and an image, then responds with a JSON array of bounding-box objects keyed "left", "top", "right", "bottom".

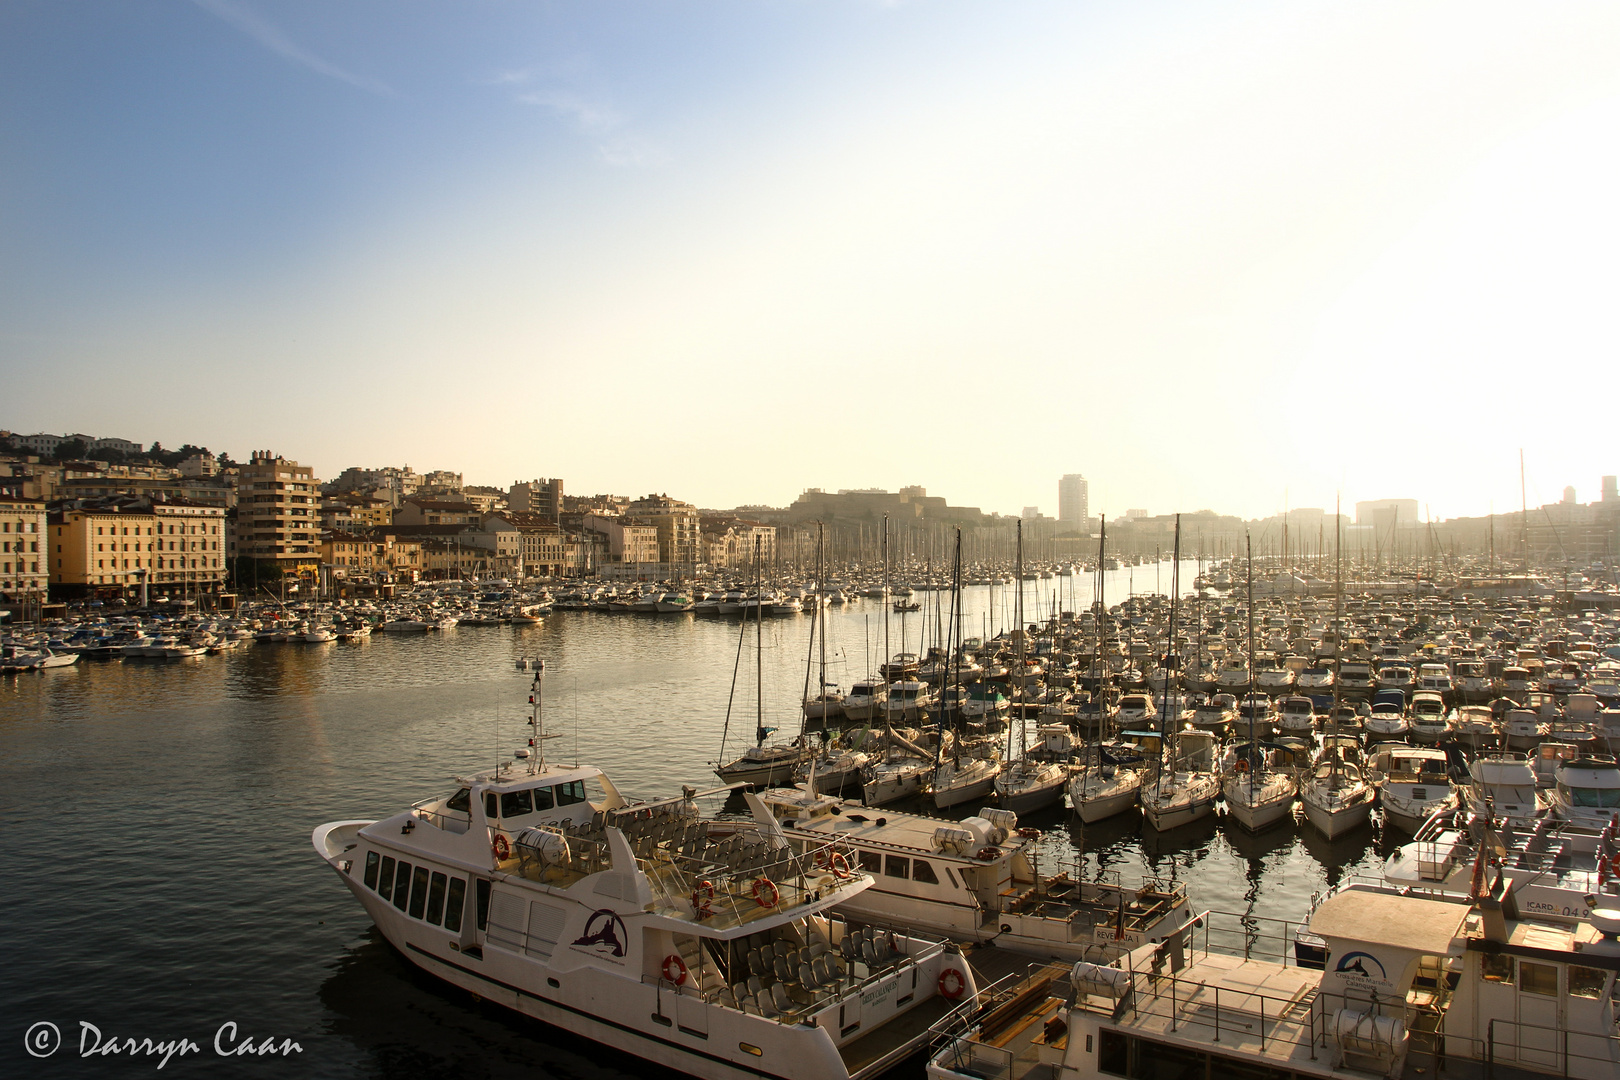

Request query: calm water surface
[{"left": 1, "top": 568, "right": 1395, "bottom": 1078}]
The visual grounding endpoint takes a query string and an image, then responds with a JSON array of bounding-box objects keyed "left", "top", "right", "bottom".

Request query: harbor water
[{"left": 1, "top": 565, "right": 1394, "bottom": 1078}]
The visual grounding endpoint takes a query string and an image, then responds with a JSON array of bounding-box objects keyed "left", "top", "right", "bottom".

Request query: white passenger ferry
[
  {"left": 926, "top": 882, "right": 1620, "bottom": 1080},
  {"left": 314, "top": 661, "right": 977, "bottom": 1080},
  {"left": 751, "top": 785, "right": 1194, "bottom": 962}
]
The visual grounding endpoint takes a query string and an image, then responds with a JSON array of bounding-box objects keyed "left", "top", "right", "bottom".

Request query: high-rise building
[
  {"left": 1602, "top": 476, "right": 1616, "bottom": 503},
  {"left": 235, "top": 452, "right": 321, "bottom": 576},
  {"left": 1058, "top": 474, "right": 1088, "bottom": 526}
]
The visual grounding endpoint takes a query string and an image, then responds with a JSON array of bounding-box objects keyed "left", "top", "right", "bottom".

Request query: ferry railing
[
  {"left": 1483, "top": 1017, "right": 1620, "bottom": 1078},
  {"left": 1188, "top": 907, "right": 1307, "bottom": 965},
  {"left": 924, "top": 964, "right": 1066, "bottom": 1080}
]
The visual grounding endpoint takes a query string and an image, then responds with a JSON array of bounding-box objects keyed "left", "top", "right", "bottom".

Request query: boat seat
[
  {"left": 812, "top": 954, "right": 838, "bottom": 987},
  {"left": 746, "top": 948, "right": 764, "bottom": 975},
  {"left": 769, "top": 981, "right": 798, "bottom": 1016},
  {"left": 773, "top": 955, "right": 794, "bottom": 984}
]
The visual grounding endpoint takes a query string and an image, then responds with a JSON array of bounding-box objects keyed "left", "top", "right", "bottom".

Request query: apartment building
[
  {"left": 0, "top": 495, "right": 49, "bottom": 600},
  {"left": 583, "top": 514, "right": 660, "bottom": 565},
  {"left": 484, "top": 512, "right": 569, "bottom": 577},
  {"left": 48, "top": 497, "right": 226, "bottom": 597},
  {"left": 628, "top": 493, "right": 700, "bottom": 567},
  {"left": 235, "top": 452, "right": 321, "bottom": 577}
]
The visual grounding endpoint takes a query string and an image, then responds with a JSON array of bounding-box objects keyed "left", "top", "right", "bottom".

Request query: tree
[{"left": 52, "top": 439, "right": 87, "bottom": 462}]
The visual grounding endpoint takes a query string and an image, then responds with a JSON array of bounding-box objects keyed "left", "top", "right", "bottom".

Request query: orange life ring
[
  {"left": 752, "top": 877, "right": 780, "bottom": 908},
  {"left": 662, "top": 954, "right": 689, "bottom": 985},
  {"left": 1234, "top": 758, "right": 1250, "bottom": 773},
  {"left": 829, "top": 852, "right": 852, "bottom": 879},
  {"left": 1018, "top": 827, "right": 1041, "bottom": 838},
  {"left": 977, "top": 846, "right": 1000, "bottom": 861},
  {"left": 938, "top": 967, "right": 967, "bottom": 999},
  {"left": 492, "top": 834, "right": 511, "bottom": 861}
]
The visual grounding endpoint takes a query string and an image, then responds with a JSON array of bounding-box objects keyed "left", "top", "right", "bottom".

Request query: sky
[{"left": 3, "top": 0, "right": 1618, "bottom": 522}]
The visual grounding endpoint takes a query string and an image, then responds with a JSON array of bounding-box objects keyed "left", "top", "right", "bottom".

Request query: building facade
[
  {"left": 628, "top": 493, "right": 700, "bottom": 568},
  {"left": 0, "top": 495, "right": 49, "bottom": 601},
  {"left": 49, "top": 497, "right": 227, "bottom": 598},
  {"left": 1058, "top": 474, "right": 1089, "bottom": 526},
  {"left": 509, "top": 478, "right": 564, "bottom": 521},
  {"left": 235, "top": 451, "right": 321, "bottom": 579}
]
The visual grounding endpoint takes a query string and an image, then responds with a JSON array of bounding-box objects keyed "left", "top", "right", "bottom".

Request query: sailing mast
[{"left": 1245, "top": 532, "right": 1256, "bottom": 800}]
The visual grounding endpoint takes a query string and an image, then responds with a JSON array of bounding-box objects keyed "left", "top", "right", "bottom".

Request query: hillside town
[{"left": 3, "top": 429, "right": 1618, "bottom": 617}]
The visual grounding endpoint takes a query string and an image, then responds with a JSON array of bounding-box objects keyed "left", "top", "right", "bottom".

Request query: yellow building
[
  {"left": 0, "top": 494, "right": 49, "bottom": 600},
  {"left": 49, "top": 497, "right": 226, "bottom": 598},
  {"left": 319, "top": 532, "right": 422, "bottom": 582}
]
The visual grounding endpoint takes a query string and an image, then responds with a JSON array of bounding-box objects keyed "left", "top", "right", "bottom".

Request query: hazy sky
[{"left": 3, "top": 1, "right": 1618, "bottom": 521}]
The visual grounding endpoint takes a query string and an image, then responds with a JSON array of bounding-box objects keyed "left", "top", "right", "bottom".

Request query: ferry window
[
  {"left": 532, "top": 785, "right": 554, "bottom": 811},
  {"left": 885, "top": 855, "right": 909, "bottom": 879},
  {"left": 1570, "top": 965, "right": 1607, "bottom": 999},
  {"left": 444, "top": 878, "right": 466, "bottom": 932},
  {"left": 363, "top": 851, "right": 380, "bottom": 890},
  {"left": 1519, "top": 962, "right": 1558, "bottom": 996},
  {"left": 859, "top": 850, "right": 883, "bottom": 874},
  {"left": 558, "top": 781, "right": 586, "bottom": 806},
  {"left": 392, "top": 862, "right": 413, "bottom": 911},
  {"left": 475, "top": 879, "right": 491, "bottom": 930},
  {"left": 485, "top": 793, "right": 498, "bottom": 819},
  {"left": 1097, "top": 1029, "right": 1127, "bottom": 1076},
  {"left": 408, "top": 866, "right": 430, "bottom": 919},
  {"left": 1481, "top": 953, "right": 1513, "bottom": 982},
  {"left": 445, "top": 788, "right": 470, "bottom": 813},
  {"left": 501, "top": 789, "right": 533, "bottom": 817},
  {"left": 426, "top": 872, "right": 448, "bottom": 925},
  {"left": 378, "top": 856, "right": 396, "bottom": 901},
  {"left": 912, "top": 860, "right": 939, "bottom": 885},
  {"left": 1130, "top": 1037, "right": 1204, "bottom": 1079},
  {"left": 1216, "top": 1057, "right": 1295, "bottom": 1079}
]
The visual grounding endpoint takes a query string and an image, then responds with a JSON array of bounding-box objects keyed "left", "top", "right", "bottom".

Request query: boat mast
[
  {"left": 1246, "top": 532, "right": 1256, "bottom": 797},
  {"left": 1015, "top": 519, "right": 1026, "bottom": 762},
  {"left": 756, "top": 535, "right": 765, "bottom": 746}
]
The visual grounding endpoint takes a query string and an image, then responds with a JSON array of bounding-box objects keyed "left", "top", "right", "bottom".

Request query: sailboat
[
  {"left": 1221, "top": 535, "right": 1297, "bottom": 832},
  {"left": 992, "top": 520, "right": 1068, "bottom": 815},
  {"left": 1298, "top": 737, "right": 1375, "bottom": 839},
  {"left": 927, "top": 529, "right": 1003, "bottom": 809},
  {"left": 800, "top": 524, "right": 845, "bottom": 727},
  {"left": 1070, "top": 515, "right": 1157, "bottom": 824},
  {"left": 1299, "top": 499, "right": 1374, "bottom": 839},
  {"left": 714, "top": 537, "right": 804, "bottom": 787},
  {"left": 1140, "top": 727, "right": 1221, "bottom": 831}
]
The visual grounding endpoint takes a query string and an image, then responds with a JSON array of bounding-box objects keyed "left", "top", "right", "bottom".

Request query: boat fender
[
  {"left": 752, "top": 877, "right": 780, "bottom": 908},
  {"left": 492, "top": 834, "right": 511, "bottom": 861},
  {"left": 661, "top": 954, "right": 689, "bottom": 986},
  {"left": 977, "top": 846, "right": 1000, "bottom": 861},
  {"left": 938, "top": 967, "right": 967, "bottom": 999}
]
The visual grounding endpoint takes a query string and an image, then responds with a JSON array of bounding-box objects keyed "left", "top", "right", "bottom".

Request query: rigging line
[{"left": 715, "top": 600, "right": 749, "bottom": 764}]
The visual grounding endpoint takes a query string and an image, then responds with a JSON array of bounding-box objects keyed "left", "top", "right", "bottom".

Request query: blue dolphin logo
[{"left": 1335, "top": 951, "right": 1386, "bottom": 980}]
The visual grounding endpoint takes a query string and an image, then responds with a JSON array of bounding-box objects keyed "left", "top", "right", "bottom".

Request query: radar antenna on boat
[{"left": 515, "top": 655, "right": 561, "bottom": 774}]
